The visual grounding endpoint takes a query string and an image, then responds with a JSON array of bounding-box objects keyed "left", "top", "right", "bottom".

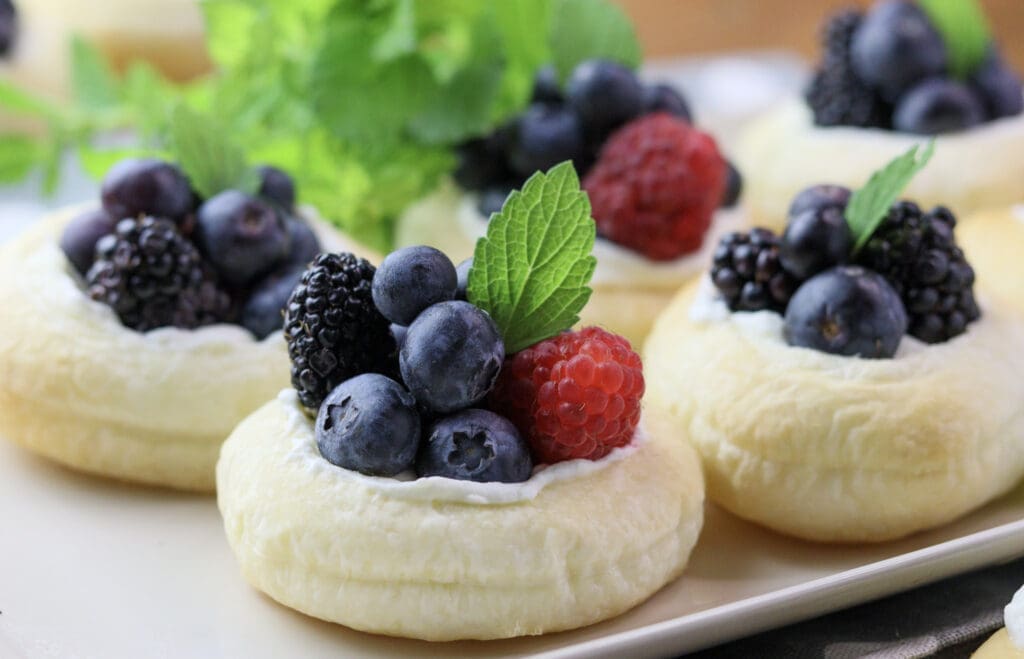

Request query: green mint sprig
[
  {"left": 918, "top": 0, "right": 992, "bottom": 79},
  {"left": 467, "top": 162, "right": 596, "bottom": 353},
  {"left": 167, "top": 105, "right": 259, "bottom": 199},
  {"left": 846, "top": 140, "right": 936, "bottom": 254}
]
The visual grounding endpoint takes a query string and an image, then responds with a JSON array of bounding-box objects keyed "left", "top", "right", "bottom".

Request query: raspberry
[
  {"left": 488, "top": 327, "right": 644, "bottom": 465},
  {"left": 583, "top": 113, "right": 726, "bottom": 261}
]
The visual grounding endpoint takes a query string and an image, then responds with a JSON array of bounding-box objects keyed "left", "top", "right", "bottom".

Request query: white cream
[
  {"left": 1013, "top": 204, "right": 1024, "bottom": 226},
  {"left": 277, "top": 389, "right": 644, "bottom": 505},
  {"left": 1008, "top": 585, "right": 1024, "bottom": 650},
  {"left": 458, "top": 195, "right": 744, "bottom": 290}
]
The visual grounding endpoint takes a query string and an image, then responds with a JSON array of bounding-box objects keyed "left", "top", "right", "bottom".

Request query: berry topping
[
  {"left": 194, "top": 190, "right": 291, "bottom": 287},
  {"left": 0, "top": 0, "right": 16, "bottom": 57},
  {"left": 100, "top": 158, "right": 194, "bottom": 226},
  {"left": 372, "top": 246, "right": 457, "bottom": 326},
  {"left": 583, "top": 113, "right": 726, "bottom": 261},
  {"left": 641, "top": 83, "right": 692, "bottom": 122},
  {"left": 239, "top": 266, "right": 305, "bottom": 340},
  {"left": 488, "top": 326, "right": 643, "bottom": 465},
  {"left": 711, "top": 229, "right": 799, "bottom": 313},
  {"left": 86, "top": 217, "right": 231, "bottom": 331},
  {"left": 315, "top": 374, "right": 421, "bottom": 477},
  {"left": 530, "top": 65, "right": 563, "bottom": 105},
  {"left": 788, "top": 184, "right": 852, "bottom": 218},
  {"left": 780, "top": 205, "right": 854, "bottom": 280},
  {"left": 720, "top": 160, "right": 743, "bottom": 209},
  {"left": 509, "top": 103, "right": 587, "bottom": 179},
  {"left": 566, "top": 60, "right": 644, "bottom": 139},
  {"left": 971, "top": 49, "right": 1024, "bottom": 119},
  {"left": 477, "top": 183, "right": 515, "bottom": 218},
  {"left": 454, "top": 257, "right": 473, "bottom": 301},
  {"left": 399, "top": 300, "right": 505, "bottom": 414},
  {"left": 256, "top": 165, "right": 296, "bottom": 211},
  {"left": 784, "top": 266, "right": 908, "bottom": 359},
  {"left": 893, "top": 79, "right": 986, "bottom": 135},
  {"left": 417, "top": 409, "right": 533, "bottom": 483},
  {"left": 285, "top": 253, "right": 397, "bottom": 410},
  {"left": 856, "top": 202, "right": 980, "bottom": 343},
  {"left": 453, "top": 126, "right": 514, "bottom": 193},
  {"left": 60, "top": 208, "right": 116, "bottom": 276},
  {"left": 281, "top": 216, "right": 321, "bottom": 270}
]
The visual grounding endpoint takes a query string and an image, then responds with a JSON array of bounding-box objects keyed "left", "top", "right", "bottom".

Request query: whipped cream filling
[
  {"left": 1013, "top": 204, "right": 1024, "bottom": 226},
  {"left": 277, "top": 389, "right": 644, "bottom": 505},
  {"left": 1008, "top": 585, "right": 1024, "bottom": 650},
  {"left": 458, "top": 194, "right": 744, "bottom": 289}
]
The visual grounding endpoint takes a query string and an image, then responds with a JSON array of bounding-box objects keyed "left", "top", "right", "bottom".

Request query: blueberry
[
  {"left": 372, "top": 246, "right": 457, "bottom": 326},
  {"left": 641, "top": 83, "right": 692, "bottom": 122},
  {"left": 240, "top": 266, "right": 305, "bottom": 339},
  {"left": 850, "top": 0, "right": 948, "bottom": 102},
  {"left": 101, "top": 158, "right": 194, "bottom": 225},
  {"left": 390, "top": 323, "right": 408, "bottom": 350},
  {"left": 455, "top": 257, "right": 473, "bottom": 300},
  {"left": 282, "top": 216, "right": 321, "bottom": 269},
  {"left": 0, "top": 0, "right": 16, "bottom": 56},
  {"left": 453, "top": 125, "right": 515, "bottom": 192},
  {"left": 893, "top": 79, "right": 986, "bottom": 134},
  {"left": 399, "top": 300, "right": 505, "bottom": 414},
  {"left": 315, "top": 374, "right": 421, "bottom": 477},
  {"left": 720, "top": 160, "right": 743, "bottom": 208},
  {"left": 784, "top": 266, "right": 908, "bottom": 359},
  {"left": 970, "top": 49, "right": 1024, "bottom": 120},
  {"left": 194, "top": 190, "right": 291, "bottom": 287},
  {"left": 60, "top": 208, "right": 116, "bottom": 275},
  {"left": 566, "top": 59, "right": 644, "bottom": 137},
  {"left": 509, "top": 103, "right": 586, "bottom": 178},
  {"left": 531, "top": 65, "right": 563, "bottom": 104},
  {"left": 478, "top": 183, "right": 515, "bottom": 217},
  {"left": 780, "top": 206, "right": 854, "bottom": 279},
  {"left": 788, "top": 184, "right": 851, "bottom": 218},
  {"left": 256, "top": 165, "right": 296, "bottom": 211},
  {"left": 417, "top": 409, "right": 533, "bottom": 483}
]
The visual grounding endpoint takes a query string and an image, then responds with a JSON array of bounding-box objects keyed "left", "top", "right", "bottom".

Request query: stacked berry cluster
[
  {"left": 0, "top": 0, "right": 15, "bottom": 57},
  {"left": 711, "top": 184, "right": 980, "bottom": 358},
  {"left": 60, "top": 159, "right": 321, "bottom": 337},
  {"left": 806, "top": 1, "right": 1023, "bottom": 133},
  {"left": 287, "top": 245, "right": 645, "bottom": 484}
]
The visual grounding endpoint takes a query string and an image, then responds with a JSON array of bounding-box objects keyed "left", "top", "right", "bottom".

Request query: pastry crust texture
[
  {"left": 971, "top": 629, "right": 1024, "bottom": 659},
  {"left": 644, "top": 280, "right": 1024, "bottom": 543},
  {"left": 958, "top": 207, "right": 1024, "bottom": 317},
  {"left": 216, "top": 392, "right": 705, "bottom": 640},
  {"left": 0, "top": 206, "right": 374, "bottom": 492},
  {"left": 736, "top": 99, "right": 1024, "bottom": 231}
]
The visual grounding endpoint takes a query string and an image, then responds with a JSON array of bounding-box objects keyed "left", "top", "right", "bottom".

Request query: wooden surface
[{"left": 618, "top": 0, "right": 1024, "bottom": 69}]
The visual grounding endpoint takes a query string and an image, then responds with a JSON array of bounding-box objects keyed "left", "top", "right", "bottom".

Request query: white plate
[{"left": 1, "top": 436, "right": 1022, "bottom": 659}]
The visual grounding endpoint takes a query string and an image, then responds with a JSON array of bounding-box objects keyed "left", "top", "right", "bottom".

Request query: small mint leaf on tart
[
  {"left": 467, "top": 161, "right": 596, "bottom": 354},
  {"left": 167, "top": 105, "right": 260, "bottom": 199},
  {"left": 846, "top": 140, "right": 935, "bottom": 254},
  {"left": 918, "top": 0, "right": 992, "bottom": 80}
]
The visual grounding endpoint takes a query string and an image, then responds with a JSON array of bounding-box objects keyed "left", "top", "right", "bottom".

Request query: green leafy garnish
[
  {"left": 167, "top": 106, "right": 259, "bottom": 198},
  {"left": 549, "top": 0, "right": 643, "bottom": 81},
  {"left": 467, "top": 162, "right": 596, "bottom": 353},
  {"left": 845, "top": 141, "right": 936, "bottom": 253},
  {"left": 918, "top": 0, "right": 992, "bottom": 79}
]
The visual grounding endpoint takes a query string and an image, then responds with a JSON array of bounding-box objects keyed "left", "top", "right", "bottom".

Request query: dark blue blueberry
[
  {"left": 390, "top": 323, "right": 408, "bottom": 350},
  {"left": 720, "top": 160, "right": 743, "bottom": 208},
  {"left": 787, "top": 184, "right": 851, "bottom": 219},
  {"left": 0, "top": 0, "right": 16, "bottom": 56},
  {"left": 257, "top": 165, "right": 296, "bottom": 211},
  {"left": 780, "top": 206, "right": 854, "bottom": 279},
  {"left": 101, "top": 158, "right": 194, "bottom": 226},
  {"left": 194, "top": 190, "right": 291, "bottom": 287},
  {"left": 315, "top": 374, "right": 421, "bottom": 477},
  {"left": 372, "top": 245, "right": 457, "bottom": 326},
  {"left": 784, "top": 266, "right": 908, "bottom": 359},
  {"left": 453, "top": 125, "right": 515, "bottom": 192},
  {"left": 566, "top": 60, "right": 644, "bottom": 137},
  {"left": 399, "top": 300, "right": 505, "bottom": 414},
  {"left": 970, "top": 49, "right": 1024, "bottom": 120},
  {"left": 642, "top": 83, "right": 692, "bottom": 122},
  {"left": 531, "top": 65, "right": 563, "bottom": 104},
  {"left": 417, "top": 409, "right": 533, "bottom": 483},
  {"left": 282, "top": 216, "right": 321, "bottom": 269},
  {"left": 60, "top": 208, "right": 116, "bottom": 275},
  {"left": 477, "top": 183, "right": 515, "bottom": 218},
  {"left": 454, "top": 257, "right": 473, "bottom": 301},
  {"left": 893, "top": 79, "right": 986, "bottom": 134},
  {"left": 509, "top": 103, "right": 586, "bottom": 178},
  {"left": 850, "top": 0, "right": 948, "bottom": 102},
  {"left": 240, "top": 266, "right": 305, "bottom": 339}
]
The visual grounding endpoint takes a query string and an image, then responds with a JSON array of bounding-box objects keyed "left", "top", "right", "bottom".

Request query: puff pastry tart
[
  {"left": 398, "top": 60, "right": 744, "bottom": 347},
  {"left": 218, "top": 164, "right": 705, "bottom": 639},
  {"left": 973, "top": 586, "right": 1024, "bottom": 658},
  {"left": 958, "top": 206, "right": 1024, "bottom": 316},
  {"left": 0, "top": 159, "right": 372, "bottom": 491},
  {"left": 737, "top": 2, "right": 1024, "bottom": 231},
  {"left": 646, "top": 151, "right": 1024, "bottom": 543}
]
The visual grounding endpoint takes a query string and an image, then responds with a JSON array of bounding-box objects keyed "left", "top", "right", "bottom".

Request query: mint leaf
[
  {"left": 846, "top": 141, "right": 936, "bottom": 254},
  {"left": 166, "top": 105, "right": 259, "bottom": 199},
  {"left": 918, "top": 0, "right": 992, "bottom": 79},
  {"left": 467, "top": 161, "right": 596, "bottom": 353},
  {"left": 0, "top": 135, "right": 42, "bottom": 183},
  {"left": 0, "top": 80, "right": 60, "bottom": 121},
  {"left": 70, "top": 36, "right": 120, "bottom": 110},
  {"left": 549, "top": 0, "right": 642, "bottom": 81}
]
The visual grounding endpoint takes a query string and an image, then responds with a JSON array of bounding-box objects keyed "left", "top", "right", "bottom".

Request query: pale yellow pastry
[
  {"left": 973, "top": 586, "right": 1024, "bottom": 658},
  {"left": 737, "top": 98, "right": 1024, "bottom": 231},
  {"left": 643, "top": 279, "right": 1024, "bottom": 543},
  {"left": 0, "top": 206, "right": 372, "bottom": 492},
  {"left": 396, "top": 181, "right": 744, "bottom": 347},
  {"left": 216, "top": 390, "right": 705, "bottom": 641},
  {"left": 958, "top": 207, "right": 1024, "bottom": 316}
]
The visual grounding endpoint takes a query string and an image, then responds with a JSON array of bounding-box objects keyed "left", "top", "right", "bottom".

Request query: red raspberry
[
  {"left": 583, "top": 113, "right": 726, "bottom": 261},
  {"left": 488, "top": 327, "right": 644, "bottom": 465}
]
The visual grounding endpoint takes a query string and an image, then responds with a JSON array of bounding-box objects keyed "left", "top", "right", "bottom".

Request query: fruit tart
[
  {"left": 973, "top": 585, "right": 1024, "bottom": 658},
  {"left": 644, "top": 146, "right": 1024, "bottom": 543},
  {"left": 958, "top": 206, "right": 1024, "bottom": 316},
  {"left": 397, "top": 60, "right": 744, "bottom": 346},
  {"left": 218, "top": 164, "right": 705, "bottom": 640},
  {"left": 0, "top": 157, "right": 370, "bottom": 491},
  {"left": 738, "top": 0, "right": 1024, "bottom": 230}
]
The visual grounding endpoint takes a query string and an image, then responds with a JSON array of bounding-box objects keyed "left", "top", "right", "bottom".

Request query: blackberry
[
  {"left": 806, "top": 10, "right": 890, "bottom": 128},
  {"left": 711, "top": 228, "right": 801, "bottom": 313},
  {"left": 857, "top": 202, "right": 980, "bottom": 343},
  {"left": 86, "top": 217, "right": 231, "bottom": 331},
  {"left": 0, "top": 0, "right": 16, "bottom": 57},
  {"left": 284, "top": 253, "right": 397, "bottom": 410}
]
